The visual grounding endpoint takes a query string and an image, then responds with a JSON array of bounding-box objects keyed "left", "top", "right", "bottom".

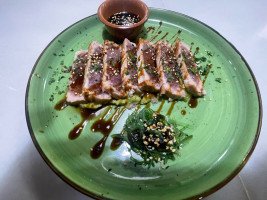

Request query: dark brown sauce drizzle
[
  {"left": 188, "top": 97, "right": 198, "bottom": 108},
  {"left": 155, "top": 21, "right": 162, "bottom": 33},
  {"left": 54, "top": 97, "right": 68, "bottom": 110},
  {"left": 166, "top": 101, "right": 176, "bottom": 116},
  {"left": 181, "top": 109, "right": 186, "bottom": 115},
  {"left": 149, "top": 34, "right": 159, "bottom": 42},
  {"left": 90, "top": 136, "right": 109, "bottom": 159},
  {"left": 193, "top": 46, "right": 200, "bottom": 56},
  {"left": 155, "top": 32, "right": 169, "bottom": 43},
  {"left": 55, "top": 94, "right": 199, "bottom": 159},
  {"left": 157, "top": 100, "right": 165, "bottom": 113},
  {"left": 91, "top": 118, "right": 113, "bottom": 134},
  {"left": 137, "top": 29, "right": 145, "bottom": 38},
  {"left": 69, "top": 121, "right": 87, "bottom": 140},
  {"left": 147, "top": 26, "right": 155, "bottom": 33},
  {"left": 68, "top": 108, "right": 99, "bottom": 140},
  {"left": 149, "top": 21, "right": 163, "bottom": 42},
  {"left": 169, "top": 30, "right": 182, "bottom": 42},
  {"left": 110, "top": 137, "right": 123, "bottom": 151},
  {"left": 90, "top": 106, "right": 126, "bottom": 159}
]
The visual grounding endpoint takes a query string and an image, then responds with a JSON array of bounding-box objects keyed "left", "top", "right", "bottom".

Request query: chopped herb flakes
[
  {"left": 198, "top": 64, "right": 212, "bottom": 76},
  {"left": 92, "top": 64, "right": 101, "bottom": 72},
  {"left": 195, "top": 56, "right": 207, "bottom": 63},
  {"left": 49, "top": 95, "right": 54, "bottom": 102},
  {"left": 189, "top": 67, "right": 198, "bottom": 75},
  {"left": 128, "top": 52, "right": 137, "bottom": 63},
  {"left": 61, "top": 65, "right": 72, "bottom": 73},
  {"left": 215, "top": 78, "right": 222, "bottom": 83},
  {"left": 206, "top": 51, "right": 213, "bottom": 57},
  {"left": 48, "top": 78, "right": 56, "bottom": 85}
]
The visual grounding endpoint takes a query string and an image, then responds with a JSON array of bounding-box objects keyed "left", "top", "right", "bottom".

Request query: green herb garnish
[
  {"left": 189, "top": 67, "right": 198, "bottom": 75},
  {"left": 206, "top": 51, "right": 213, "bottom": 57},
  {"left": 215, "top": 78, "right": 222, "bottom": 83},
  {"left": 92, "top": 64, "right": 101, "bottom": 72},
  {"left": 49, "top": 95, "right": 54, "bottom": 102},
  {"left": 109, "top": 59, "right": 117, "bottom": 67},
  {"left": 48, "top": 78, "right": 56, "bottom": 85},
  {"left": 165, "top": 66, "right": 171, "bottom": 73},
  {"left": 128, "top": 51, "right": 137, "bottom": 63},
  {"left": 195, "top": 56, "right": 207, "bottom": 63},
  {"left": 144, "top": 64, "right": 157, "bottom": 76},
  {"left": 113, "top": 108, "right": 192, "bottom": 168}
]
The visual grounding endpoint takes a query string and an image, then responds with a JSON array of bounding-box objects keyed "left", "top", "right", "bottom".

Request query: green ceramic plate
[{"left": 26, "top": 8, "right": 262, "bottom": 200}]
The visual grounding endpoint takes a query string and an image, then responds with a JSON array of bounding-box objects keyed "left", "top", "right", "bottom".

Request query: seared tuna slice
[
  {"left": 66, "top": 51, "right": 88, "bottom": 104},
  {"left": 102, "top": 40, "right": 126, "bottom": 99},
  {"left": 121, "top": 38, "right": 141, "bottom": 96},
  {"left": 83, "top": 41, "right": 111, "bottom": 103},
  {"left": 156, "top": 41, "right": 186, "bottom": 99},
  {"left": 137, "top": 39, "right": 161, "bottom": 93},
  {"left": 174, "top": 40, "right": 205, "bottom": 97}
]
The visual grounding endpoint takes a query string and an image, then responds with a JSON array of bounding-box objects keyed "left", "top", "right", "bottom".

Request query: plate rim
[{"left": 25, "top": 7, "right": 262, "bottom": 200}]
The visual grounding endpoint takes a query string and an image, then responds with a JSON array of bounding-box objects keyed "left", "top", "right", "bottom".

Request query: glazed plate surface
[{"left": 26, "top": 8, "right": 262, "bottom": 200}]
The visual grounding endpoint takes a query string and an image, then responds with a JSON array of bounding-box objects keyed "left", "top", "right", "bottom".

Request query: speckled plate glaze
[{"left": 26, "top": 8, "right": 262, "bottom": 200}]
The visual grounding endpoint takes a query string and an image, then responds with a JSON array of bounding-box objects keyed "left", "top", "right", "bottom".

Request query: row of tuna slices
[{"left": 66, "top": 38, "right": 205, "bottom": 104}]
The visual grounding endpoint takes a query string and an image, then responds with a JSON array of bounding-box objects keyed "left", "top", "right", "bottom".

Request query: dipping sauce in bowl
[
  {"left": 108, "top": 11, "right": 141, "bottom": 26},
  {"left": 98, "top": 0, "right": 149, "bottom": 41}
]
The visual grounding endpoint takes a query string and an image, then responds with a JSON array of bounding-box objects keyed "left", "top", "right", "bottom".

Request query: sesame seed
[{"left": 168, "top": 140, "right": 173, "bottom": 145}]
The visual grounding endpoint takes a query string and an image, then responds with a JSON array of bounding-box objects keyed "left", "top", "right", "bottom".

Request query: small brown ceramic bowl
[{"left": 97, "top": 0, "right": 149, "bottom": 41}]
